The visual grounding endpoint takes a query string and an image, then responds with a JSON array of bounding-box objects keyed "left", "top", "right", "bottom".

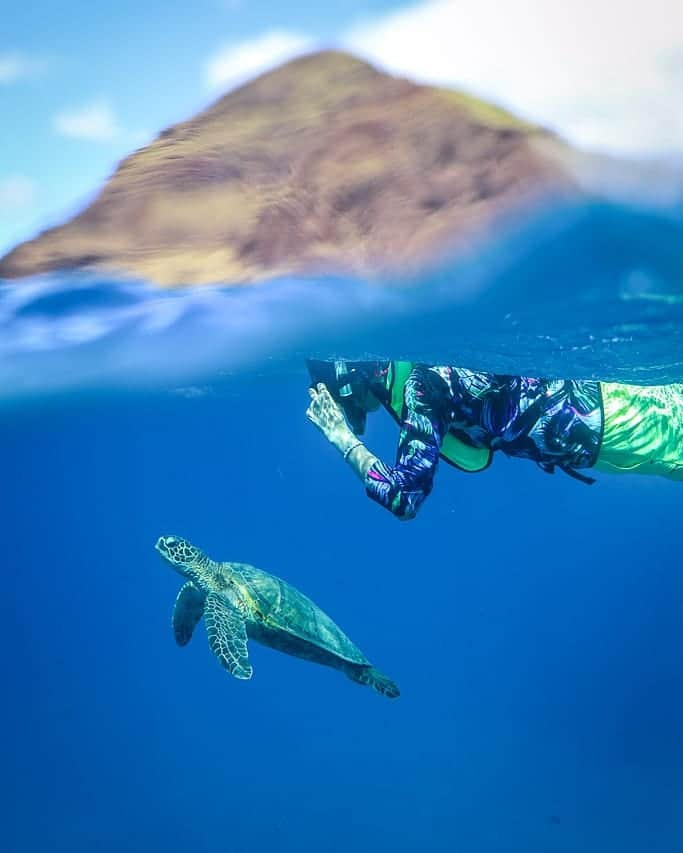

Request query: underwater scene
[
  {"left": 4, "top": 3, "right": 683, "bottom": 850},
  {"left": 3, "top": 198, "right": 683, "bottom": 852}
]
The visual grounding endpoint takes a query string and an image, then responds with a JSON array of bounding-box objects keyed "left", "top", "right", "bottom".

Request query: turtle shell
[{"left": 225, "top": 562, "right": 368, "bottom": 665}]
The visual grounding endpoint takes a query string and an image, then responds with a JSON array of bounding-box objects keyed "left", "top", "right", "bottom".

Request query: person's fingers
[{"left": 308, "top": 387, "right": 316, "bottom": 399}]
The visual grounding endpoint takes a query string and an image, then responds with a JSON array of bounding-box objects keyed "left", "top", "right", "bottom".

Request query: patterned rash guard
[{"left": 365, "top": 364, "right": 603, "bottom": 520}]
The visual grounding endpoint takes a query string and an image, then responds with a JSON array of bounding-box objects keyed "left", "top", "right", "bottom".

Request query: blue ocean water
[{"left": 2, "top": 199, "right": 683, "bottom": 852}]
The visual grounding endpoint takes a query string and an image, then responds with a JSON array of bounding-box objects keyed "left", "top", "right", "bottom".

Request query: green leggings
[{"left": 595, "top": 382, "right": 683, "bottom": 480}]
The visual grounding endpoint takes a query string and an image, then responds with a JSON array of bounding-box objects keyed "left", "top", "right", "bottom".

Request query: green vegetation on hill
[{"left": 0, "top": 50, "right": 574, "bottom": 286}]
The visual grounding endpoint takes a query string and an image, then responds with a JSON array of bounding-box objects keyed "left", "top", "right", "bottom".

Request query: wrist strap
[{"left": 343, "top": 441, "right": 362, "bottom": 462}]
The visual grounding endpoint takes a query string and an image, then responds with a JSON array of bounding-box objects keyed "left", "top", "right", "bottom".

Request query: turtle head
[{"left": 155, "top": 535, "right": 209, "bottom": 581}]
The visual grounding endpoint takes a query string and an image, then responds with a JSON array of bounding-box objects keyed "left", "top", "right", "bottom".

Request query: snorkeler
[{"left": 305, "top": 360, "right": 683, "bottom": 520}]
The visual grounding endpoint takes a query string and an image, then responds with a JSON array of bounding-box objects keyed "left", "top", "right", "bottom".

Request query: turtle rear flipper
[
  {"left": 350, "top": 665, "right": 400, "bottom": 699},
  {"left": 204, "top": 591, "right": 253, "bottom": 680},
  {"left": 173, "top": 581, "right": 205, "bottom": 646}
]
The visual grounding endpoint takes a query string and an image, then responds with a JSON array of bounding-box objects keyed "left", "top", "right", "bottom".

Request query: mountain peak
[
  {"left": 0, "top": 52, "right": 574, "bottom": 286},
  {"left": 198, "top": 49, "right": 411, "bottom": 126},
  {"left": 258, "top": 49, "right": 381, "bottom": 79}
]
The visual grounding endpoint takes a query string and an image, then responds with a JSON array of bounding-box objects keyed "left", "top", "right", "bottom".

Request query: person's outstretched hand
[
  {"left": 306, "top": 383, "right": 348, "bottom": 442},
  {"left": 307, "top": 382, "right": 377, "bottom": 481}
]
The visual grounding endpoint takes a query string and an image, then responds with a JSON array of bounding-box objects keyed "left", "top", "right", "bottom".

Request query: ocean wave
[{"left": 0, "top": 200, "right": 682, "bottom": 399}]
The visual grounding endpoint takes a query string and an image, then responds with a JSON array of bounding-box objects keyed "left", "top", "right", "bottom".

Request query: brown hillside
[{"left": 0, "top": 51, "right": 577, "bottom": 286}]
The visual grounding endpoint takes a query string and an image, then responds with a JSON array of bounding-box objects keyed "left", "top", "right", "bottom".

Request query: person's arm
[
  {"left": 306, "top": 383, "right": 379, "bottom": 481},
  {"left": 364, "top": 404, "right": 443, "bottom": 520},
  {"left": 306, "top": 370, "right": 447, "bottom": 520}
]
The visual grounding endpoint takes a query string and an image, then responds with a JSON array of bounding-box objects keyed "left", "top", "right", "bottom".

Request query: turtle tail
[{"left": 351, "top": 665, "right": 400, "bottom": 699}]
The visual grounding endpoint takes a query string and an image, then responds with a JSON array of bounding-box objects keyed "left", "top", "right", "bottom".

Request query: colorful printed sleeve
[{"left": 364, "top": 366, "right": 450, "bottom": 520}]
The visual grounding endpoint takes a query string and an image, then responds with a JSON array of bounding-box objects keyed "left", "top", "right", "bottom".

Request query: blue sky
[
  {"left": 2, "top": 0, "right": 682, "bottom": 255},
  {"left": 1, "top": 0, "right": 398, "bottom": 254}
]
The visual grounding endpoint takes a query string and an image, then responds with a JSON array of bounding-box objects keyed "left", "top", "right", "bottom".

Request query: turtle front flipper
[
  {"left": 173, "top": 581, "right": 206, "bottom": 646},
  {"left": 204, "top": 590, "right": 253, "bottom": 680}
]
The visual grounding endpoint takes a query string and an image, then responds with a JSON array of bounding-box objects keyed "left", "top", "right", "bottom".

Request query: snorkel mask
[{"left": 306, "top": 358, "right": 372, "bottom": 435}]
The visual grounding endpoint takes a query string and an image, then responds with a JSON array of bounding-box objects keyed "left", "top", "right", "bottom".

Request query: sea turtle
[{"left": 155, "top": 535, "right": 399, "bottom": 699}]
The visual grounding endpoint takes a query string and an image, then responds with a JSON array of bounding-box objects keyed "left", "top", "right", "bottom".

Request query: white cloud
[
  {"left": 205, "top": 31, "right": 314, "bottom": 91},
  {"left": 0, "top": 53, "right": 43, "bottom": 83},
  {"left": 0, "top": 176, "right": 36, "bottom": 211},
  {"left": 54, "top": 100, "right": 122, "bottom": 142},
  {"left": 343, "top": 0, "right": 683, "bottom": 155}
]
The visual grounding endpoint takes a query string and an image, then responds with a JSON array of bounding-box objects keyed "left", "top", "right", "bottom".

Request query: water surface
[{"left": 3, "top": 199, "right": 683, "bottom": 852}]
